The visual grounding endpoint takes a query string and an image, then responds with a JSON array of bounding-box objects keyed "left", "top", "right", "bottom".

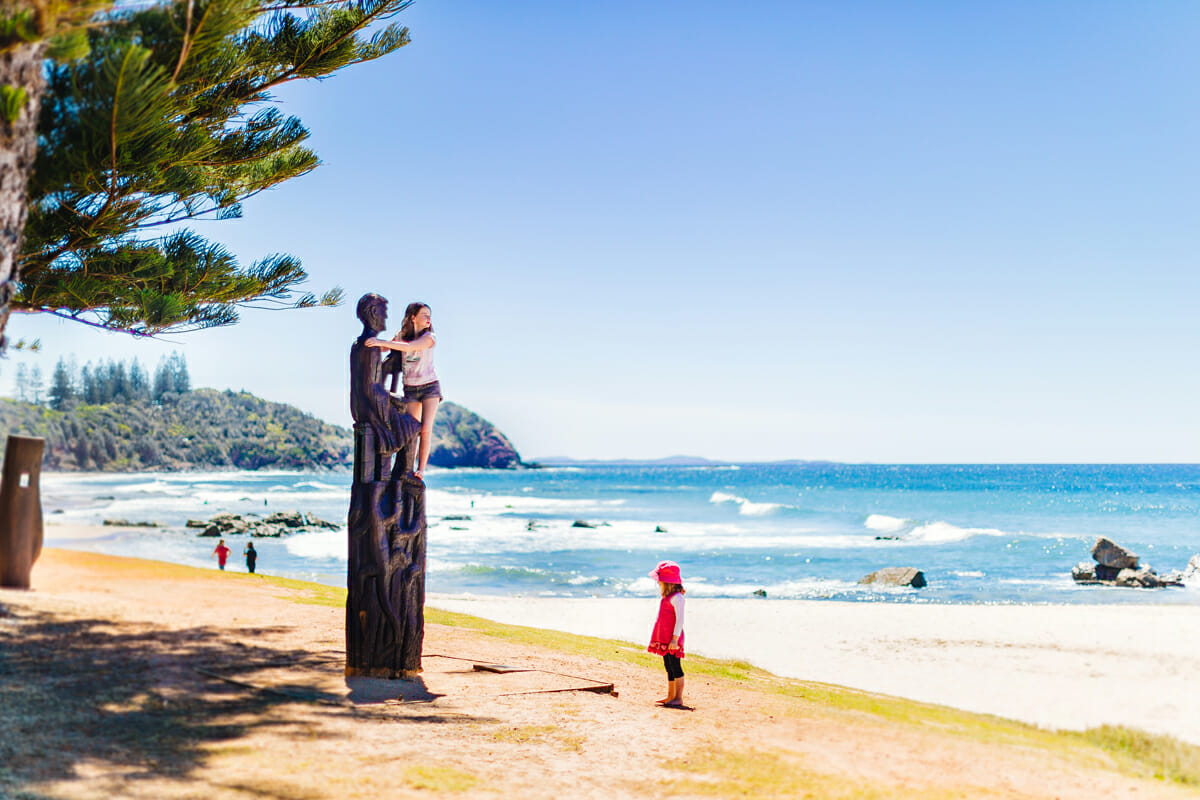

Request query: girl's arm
[
  {"left": 365, "top": 332, "right": 435, "bottom": 351},
  {"left": 670, "top": 594, "right": 685, "bottom": 641}
]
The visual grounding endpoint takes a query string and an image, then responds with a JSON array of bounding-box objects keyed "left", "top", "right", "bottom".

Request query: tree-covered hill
[
  {"left": 0, "top": 391, "right": 522, "bottom": 472},
  {"left": 0, "top": 389, "right": 348, "bottom": 471},
  {"left": 1, "top": 353, "right": 521, "bottom": 471}
]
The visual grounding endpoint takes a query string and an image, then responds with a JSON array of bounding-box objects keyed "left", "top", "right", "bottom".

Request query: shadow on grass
[{"left": 0, "top": 601, "right": 485, "bottom": 798}]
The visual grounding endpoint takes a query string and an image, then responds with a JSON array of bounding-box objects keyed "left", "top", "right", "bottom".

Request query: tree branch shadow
[{"left": 0, "top": 604, "right": 488, "bottom": 796}]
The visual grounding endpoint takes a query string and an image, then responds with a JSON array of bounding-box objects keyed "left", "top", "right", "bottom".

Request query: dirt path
[{"left": 0, "top": 550, "right": 1194, "bottom": 799}]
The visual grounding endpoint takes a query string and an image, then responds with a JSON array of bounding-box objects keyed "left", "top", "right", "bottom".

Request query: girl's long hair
[
  {"left": 660, "top": 582, "right": 685, "bottom": 597},
  {"left": 399, "top": 302, "right": 432, "bottom": 341}
]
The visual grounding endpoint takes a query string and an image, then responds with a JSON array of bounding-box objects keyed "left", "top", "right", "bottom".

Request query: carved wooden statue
[
  {"left": 346, "top": 293, "right": 427, "bottom": 678},
  {"left": 0, "top": 435, "right": 45, "bottom": 589}
]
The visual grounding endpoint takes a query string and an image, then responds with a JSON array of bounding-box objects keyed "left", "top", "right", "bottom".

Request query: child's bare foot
[{"left": 654, "top": 698, "right": 673, "bottom": 705}]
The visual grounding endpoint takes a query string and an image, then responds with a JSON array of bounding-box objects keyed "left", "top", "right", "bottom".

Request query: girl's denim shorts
[{"left": 402, "top": 380, "right": 442, "bottom": 403}]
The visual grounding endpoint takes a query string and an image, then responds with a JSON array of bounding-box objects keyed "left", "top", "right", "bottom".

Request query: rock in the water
[
  {"left": 185, "top": 519, "right": 209, "bottom": 528},
  {"left": 858, "top": 567, "right": 927, "bottom": 588},
  {"left": 572, "top": 520, "right": 597, "bottom": 528},
  {"left": 752, "top": 589, "right": 767, "bottom": 598},
  {"left": 1116, "top": 567, "right": 1183, "bottom": 589},
  {"left": 655, "top": 525, "right": 668, "bottom": 533},
  {"left": 103, "top": 519, "right": 161, "bottom": 527},
  {"left": 1092, "top": 537, "right": 1139, "bottom": 569},
  {"left": 265, "top": 510, "right": 305, "bottom": 528},
  {"left": 1073, "top": 556, "right": 1184, "bottom": 589},
  {"left": 1071, "top": 562, "right": 1099, "bottom": 583},
  {"left": 195, "top": 510, "right": 339, "bottom": 538}
]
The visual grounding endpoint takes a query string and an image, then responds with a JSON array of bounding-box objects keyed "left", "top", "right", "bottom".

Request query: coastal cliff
[{"left": 0, "top": 391, "right": 520, "bottom": 471}]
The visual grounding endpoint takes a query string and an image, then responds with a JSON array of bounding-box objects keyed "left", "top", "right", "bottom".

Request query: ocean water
[{"left": 39, "top": 463, "right": 1200, "bottom": 605}]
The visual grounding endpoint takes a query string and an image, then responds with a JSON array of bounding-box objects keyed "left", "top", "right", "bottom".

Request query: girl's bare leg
[
  {"left": 405, "top": 401, "right": 423, "bottom": 474},
  {"left": 656, "top": 679, "right": 675, "bottom": 705},
  {"left": 415, "top": 397, "right": 440, "bottom": 478}
]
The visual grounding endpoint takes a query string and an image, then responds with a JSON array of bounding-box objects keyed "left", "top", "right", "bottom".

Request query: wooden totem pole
[
  {"left": 346, "top": 293, "right": 426, "bottom": 678},
  {"left": 0, "top": 435, "right": 45, "bottom": 589}
]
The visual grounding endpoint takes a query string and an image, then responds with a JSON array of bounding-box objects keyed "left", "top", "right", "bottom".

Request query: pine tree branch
[
  {"left": 171, "top": 0, "right": 194, "bottom": 83},
  {"left": 38, "top": 308, "right": 155, "bottom": 336}
]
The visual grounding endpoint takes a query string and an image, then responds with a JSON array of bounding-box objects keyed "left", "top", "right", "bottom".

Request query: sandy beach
[
  {"left": 3, "top": 533, "right": 1199, "bottom": 798},
  {"left": 430, "top": 596, "right": 1200, "bottom": 745}
]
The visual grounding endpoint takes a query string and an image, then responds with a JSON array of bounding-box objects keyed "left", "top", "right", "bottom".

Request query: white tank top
[{"left": 402, "top": 333, "right": 437, "bottom": 386}]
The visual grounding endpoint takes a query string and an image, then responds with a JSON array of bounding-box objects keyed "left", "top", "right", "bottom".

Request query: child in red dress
[
  {"left": 212, "top": 539, "right": 231, "bottom": 571},
  {"left": 647, "top": 560, "right": 686, "bottom": 707}
]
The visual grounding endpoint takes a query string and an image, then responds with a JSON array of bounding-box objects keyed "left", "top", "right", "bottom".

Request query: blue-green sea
[{"left": 41, "top": 463, "right": 1200, "bottom": 605}]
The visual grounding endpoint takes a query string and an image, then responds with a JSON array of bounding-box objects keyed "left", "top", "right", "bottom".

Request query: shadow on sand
[{"left": 0, "top": 598, "right": 488, "bottom": 798}]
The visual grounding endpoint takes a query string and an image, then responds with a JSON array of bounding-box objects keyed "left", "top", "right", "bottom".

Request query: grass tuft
[
  {"left": 401, "top": 764, "right": 478, "bottom": 792},
  {"left": 1081, "top": 725, "right": 1200, "bottom": 786},
  {"left": 491, "top": 724, "right": 584, "bottom": 752},
  {"left": 659, "top": 746, "right": 946, "bottom": 799}
]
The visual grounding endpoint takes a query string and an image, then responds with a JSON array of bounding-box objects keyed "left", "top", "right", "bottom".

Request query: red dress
[{"left": 647, "top": 592, "right": 685, "bottom": 658}]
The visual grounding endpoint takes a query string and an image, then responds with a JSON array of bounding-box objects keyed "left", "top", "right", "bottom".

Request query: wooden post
[{"left": 0, "top": 435, "right": 45, "bottom": 589}]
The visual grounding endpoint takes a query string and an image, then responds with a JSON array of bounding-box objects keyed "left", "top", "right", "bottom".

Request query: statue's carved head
[{"left": 356, "top": 293, "right": 387, "bottom": 333}]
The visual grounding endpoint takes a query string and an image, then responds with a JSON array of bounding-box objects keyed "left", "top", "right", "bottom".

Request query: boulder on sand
[{"left": 858, "top": 567, "right": 926, "bottom": 588}]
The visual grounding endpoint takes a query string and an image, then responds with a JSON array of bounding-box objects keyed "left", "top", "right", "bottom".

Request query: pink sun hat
[{"left": 649, "top": 560, "right": 682, "bottom": 583}]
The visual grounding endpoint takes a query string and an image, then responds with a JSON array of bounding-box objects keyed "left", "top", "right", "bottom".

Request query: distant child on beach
[
  {"left": 244, "top": 541, "right": 257, "bottom": 574},
  {"left": 647, "top": 560, "right": 686, "bottom": 708},
  {"left": 213, "top": 539, "right": 231, "bottom": 571},
  {"left": 365, "top": 302, "right": 441, "bottom": 479}
]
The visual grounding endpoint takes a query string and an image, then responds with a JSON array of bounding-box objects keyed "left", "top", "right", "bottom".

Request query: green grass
[
  {"left": 401, "top": 764, "right": 478, "bottom": 792},
  {"left": 254, "top": 573, "right": 347, "bottom": 607},
  {"left": 659, "top": 746, "right": 980, "bottom": 800},
  {"left": 1081, "top": 725, "right": 1200, "bottom": 786}
]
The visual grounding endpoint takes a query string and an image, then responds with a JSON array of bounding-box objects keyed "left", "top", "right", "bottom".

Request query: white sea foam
[
  {"left": 284, "top": 529, "right": 345, "bottom": 560},
  {"left": 906, "top": 521, "right": 1007, "bottom": 544},
  {"left": 708, "top": 491, "right": 788, "bottom": 516},
  {"left": 865, "top": 514, "right": 909, "bottom": 533}
]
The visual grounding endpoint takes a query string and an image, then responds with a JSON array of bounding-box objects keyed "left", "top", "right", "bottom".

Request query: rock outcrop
[
  {"left": 429, "top": 402, "right": 521, "bottom": 469},
  {"left": 1071, "top": 537, "right": 1184, "bottom": 588},
  {"left": 1091, "top": 537, "right": 1139, "bottom": 569},
  {"left": 858, "top": 567, "right": 927, "bottom": 588},
  {"left": 191, "top": 511, "right": 340, "bottom": 538}
]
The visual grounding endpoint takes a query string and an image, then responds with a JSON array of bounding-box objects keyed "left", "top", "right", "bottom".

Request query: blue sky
[{"left": 7, "top": 1, "right": 1200, "bottom": 462}]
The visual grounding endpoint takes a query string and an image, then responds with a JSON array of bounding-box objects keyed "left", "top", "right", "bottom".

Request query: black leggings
[{"left": 663, "top": 654, "right": 684, "bottom": 680}]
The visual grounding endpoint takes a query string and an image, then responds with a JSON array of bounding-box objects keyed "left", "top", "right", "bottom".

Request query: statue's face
[{"left": 365, "top": 299, "right": 387, "bottom": 331}]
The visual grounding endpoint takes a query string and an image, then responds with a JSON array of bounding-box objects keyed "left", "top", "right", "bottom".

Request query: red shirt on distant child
[{"left": 214, "top": 543, "right": 231, "bottom": 568}]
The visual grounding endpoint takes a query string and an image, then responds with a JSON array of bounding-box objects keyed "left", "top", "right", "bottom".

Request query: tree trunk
[{"left": 0, "top": 41, "right": 47, "bottom": 350}]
